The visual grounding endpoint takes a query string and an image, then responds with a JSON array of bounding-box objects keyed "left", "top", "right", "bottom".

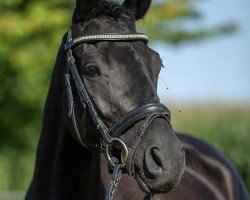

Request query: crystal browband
[{"left": 65, "top": 33, "right": 148, "bottom": 50}]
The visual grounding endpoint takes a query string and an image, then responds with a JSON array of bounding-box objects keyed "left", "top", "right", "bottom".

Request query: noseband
[{"left": 64, "top": 27, "right": 171, "bottom": 199}]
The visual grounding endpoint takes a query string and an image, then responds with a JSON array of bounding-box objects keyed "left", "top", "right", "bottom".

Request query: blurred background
[{"left": 0, "top": 0, "right": 249, "bottom": 198}]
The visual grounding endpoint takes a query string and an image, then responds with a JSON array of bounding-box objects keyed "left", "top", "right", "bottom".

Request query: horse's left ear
[{"left": 123, "top": 0, "right": 152, "bottom": 20}]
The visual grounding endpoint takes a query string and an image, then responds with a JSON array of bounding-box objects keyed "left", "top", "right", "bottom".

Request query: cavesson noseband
[{"left": 64, "top": 27, "right": 171, "bottom": 200}]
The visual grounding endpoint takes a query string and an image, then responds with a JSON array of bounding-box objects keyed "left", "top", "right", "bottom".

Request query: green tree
[
  {"left": 0, "top": 0, "right": 238, "bottom": 191},
  {"left": 0, "top": 0, "right": 73, "bottom": 190}
]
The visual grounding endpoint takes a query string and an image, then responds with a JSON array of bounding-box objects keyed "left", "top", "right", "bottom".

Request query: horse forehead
[
  {"left": 103, "top": 42, "right": 137, "bottom": 57},
  {"left": 102, "top": 43, "right": 152, "bottom": 71},
  {"left": 82, "top": 42, "right": 141, "bottom": 62},
  {"left": 77, "top": 42, "right": 135, "bottom": 58}
]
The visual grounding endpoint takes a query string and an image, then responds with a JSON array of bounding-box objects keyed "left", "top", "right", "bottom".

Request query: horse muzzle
[{"left": 129, "top": 118, "right": 186, "bottom": 194}]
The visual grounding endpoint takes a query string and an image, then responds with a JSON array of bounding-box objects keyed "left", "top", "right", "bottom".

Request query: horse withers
[{"left": 26, "top": 0, "right": 249, "bottom": 199}]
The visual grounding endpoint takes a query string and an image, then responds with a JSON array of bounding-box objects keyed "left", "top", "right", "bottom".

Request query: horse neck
[{"left": 28, "top": 40, "right": 103, "bottom": 199}]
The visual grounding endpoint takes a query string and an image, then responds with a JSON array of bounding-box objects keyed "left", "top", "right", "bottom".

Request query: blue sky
[{"left": 152, "top": 0, "right": 250, "bottom": 104}]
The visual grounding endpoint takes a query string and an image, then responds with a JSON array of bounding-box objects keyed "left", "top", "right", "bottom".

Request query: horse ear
[
  {"left": 73, "top": 0, "right": 99, "bottom": 22},
  {"left": 123, "top": 0, "right": 152, "bottom": 20}
]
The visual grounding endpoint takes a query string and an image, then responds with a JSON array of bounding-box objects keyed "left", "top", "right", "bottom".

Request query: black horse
[{"left": 26, "top": 0, "right": 249, "bottom": 199}]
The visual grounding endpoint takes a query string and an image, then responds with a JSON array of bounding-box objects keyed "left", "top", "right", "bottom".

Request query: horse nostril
[
  {"left": 151, "top": 148, "right": 163, "bottom": 168},
  {"left": 144, "top": 147, "right": 164, "bottom": 178}
]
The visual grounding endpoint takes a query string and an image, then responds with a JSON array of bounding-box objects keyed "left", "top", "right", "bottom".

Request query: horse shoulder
[{"left": 165, "top": 133, "right": 249, "bottom": 200}]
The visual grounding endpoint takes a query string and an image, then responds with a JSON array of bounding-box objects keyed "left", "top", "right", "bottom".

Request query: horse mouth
[
  {"left": 134, "top": 162, "right": 179, "bottom": 194},
  {"left": 135, "top": 172, "right": 151, "bottom": 193},
  {"left": 135, "top": 171, "right": 175, "bottom": 194},
  {"left": 137, "top": 173, "right": 174, "bottom": 193}
]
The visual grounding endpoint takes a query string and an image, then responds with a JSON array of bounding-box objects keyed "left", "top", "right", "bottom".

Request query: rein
[{"left": 64, "top": 27, "right": 171, "bottom": 200}]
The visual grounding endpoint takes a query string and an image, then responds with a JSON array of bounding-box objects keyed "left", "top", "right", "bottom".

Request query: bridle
[{"left": 64, "top": 27, "right": 171, "bottom": 200}]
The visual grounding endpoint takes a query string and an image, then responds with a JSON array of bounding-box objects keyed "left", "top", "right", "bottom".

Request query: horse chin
[
  {"left": 135, "top": 166, "right": 176, "bottom": 195},
  {"left": 136, "top": 173, "right": 174, "bottom": 195}
]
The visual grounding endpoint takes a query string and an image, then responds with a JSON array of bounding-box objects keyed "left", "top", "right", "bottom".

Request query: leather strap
[
  {"left": 65, "top": 33, "right": 148, "bottom": 50},
  {"left": 126, "top": 113, "right": 170, "bottom": 178},
  {"left": 109, "top": 103, "right": 170, "bottom": 138}
]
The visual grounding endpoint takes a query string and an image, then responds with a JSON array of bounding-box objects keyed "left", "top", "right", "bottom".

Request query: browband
[{"left": 65, "top": 33, "right": 148, "bottom": 50}]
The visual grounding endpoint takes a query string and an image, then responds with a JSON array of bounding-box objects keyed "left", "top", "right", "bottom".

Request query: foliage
[
  {"left": 0, "top": 0, "right": 73, "bottom": 191},
  {"left": 0, "top": 1, "right": 72, "bottom": 149},
  {"left": 138, "top": 0, "right": 237, "bottom": 44},
  {"left": 0, "top": 0, "right": 242, "bottom": 193}
]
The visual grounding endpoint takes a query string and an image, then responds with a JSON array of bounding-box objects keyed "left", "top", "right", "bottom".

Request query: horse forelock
[{"left": 73, "top": 1, "right": 134, "bottom": 24}]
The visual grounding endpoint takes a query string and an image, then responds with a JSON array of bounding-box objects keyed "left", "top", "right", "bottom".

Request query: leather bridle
[{"left": 64, "top": 27, "right": 171, "bottom": 200}]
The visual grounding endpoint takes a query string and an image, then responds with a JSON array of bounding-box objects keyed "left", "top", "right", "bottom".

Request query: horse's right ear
[{"left": 73, "top": 0, "right": 99, "bottom": 22}]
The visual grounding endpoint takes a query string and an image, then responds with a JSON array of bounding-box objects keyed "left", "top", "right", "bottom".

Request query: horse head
[{"left": 63, "top": 0, "right": 185, "bottom": 196}]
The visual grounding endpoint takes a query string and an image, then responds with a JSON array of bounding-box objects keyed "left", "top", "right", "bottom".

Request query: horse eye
[{"left": 84, "top": 63, "right": 99, "bottom": 77}]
